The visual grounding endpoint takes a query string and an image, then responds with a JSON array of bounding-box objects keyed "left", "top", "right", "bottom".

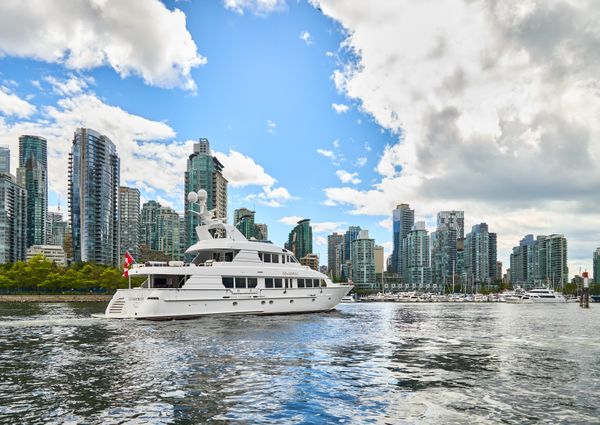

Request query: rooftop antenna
[{"left": 57, "top": 193, "right": 61, "bottom": 212}]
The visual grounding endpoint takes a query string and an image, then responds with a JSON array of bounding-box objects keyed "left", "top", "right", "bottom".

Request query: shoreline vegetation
[
  {"left": 0, "top": 254, "right": 143, "bottom": 302},
  {"left": 0, "top": 294, "right": 113, "bottom": 302}
]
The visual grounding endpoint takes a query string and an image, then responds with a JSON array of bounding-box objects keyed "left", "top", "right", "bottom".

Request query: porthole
[
  {"left": 328, "top": 297, "right": 331, "bottom": 300},
  {"left": 269, "top": 300, "right": 274, "bottom": 304},
  {"left": 312, "top": 299, "right": 315, "bottom": 302},
  {"left": 290, "top": 300, "right": 294, "bottom": 303},
  {"left": 261, "top": 300, "right": 266, "bottom": 305},
  {"left": 233, "top": 301, "right": 238, "bottom": 306}
]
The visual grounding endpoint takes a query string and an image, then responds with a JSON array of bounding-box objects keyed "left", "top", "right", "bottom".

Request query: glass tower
[
  {"left": 0, "top": 173, "right": 27, "bottom": 263},
  {"left": 0, "top": 145, "right": 10, "bottom": 173},
  {"left": 68, "top": 128, "right": 120, "bottom": 265},
  {"left": 17, "top": 135, "right": 47, "bottom": 247},
  {"left": 288, "top": 219, "right": 312, "bottom": 260},
  {"left": 391, "top": 204, "right": 414, "bottom": 277},
  {"left": 119, "top": 186, "right": 140, "bottom": 257},
  {"left": 184, "top": 139, "right": 228, "bottom": 248}
]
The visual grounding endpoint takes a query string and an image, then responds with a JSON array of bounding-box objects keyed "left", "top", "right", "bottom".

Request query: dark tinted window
[
  {"left": 265, "top": 278, "right": 274, "bottom": 288},
  {"left": 274, "top": 278, "right": 283, "bottom": 288},
  {"left": 248, "top": 277, "right": 258, "bottom": 288},
  {"left": 298, "top": 278, "right": 305, "bottom": 288},
  {"left": 320, "top": 279, "right": 327, "bottom": 287},
  {"left": 305, "top": 279, "right": 313, "bottom": 288},
  {"left": 282, "top": 256, "right": 286, "bottom": 264},
  {"left": 258, "top": 253, "right": 263, "bottom": 261},
  {"left": 264, "top": 253, "right": 271, "bottom": 263},
  {"left": 235, "top": 277, "right": 246, "bottom": 288},
  {"left": 222, "top": 277, "right": 234, "bottom": 288},
  {"left": 272, "top": 254, "right": 279, "bottom": 263},
  {"left": 314, "top": 279, "right": 320, "bottom": 287}
]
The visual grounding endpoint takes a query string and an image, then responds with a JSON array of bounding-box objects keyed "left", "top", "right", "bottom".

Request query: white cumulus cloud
[
  {"left": 0, "top": 87, "right": 36, "bottom": 117},
  {"left": 336, "top": 170, "right": 361, "bottom": 185},
  {"left": 331, "top": 103, "right": 349, "bottom": 113},
  {"left": 0, "top": 0, "right": 205, "bottom": 91},
  {"left": 300, "top": 31, "right": 312, "bottom": 45},
  {"left": 224, "top": 0, "right": 286, "bottom": 15}
]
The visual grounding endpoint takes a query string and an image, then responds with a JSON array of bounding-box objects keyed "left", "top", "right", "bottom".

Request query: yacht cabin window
[
  {"left": 298, "top": 278, "right": 305, "bottom": 288},
  {"left": 235, "top": 277, "right": 246, "bottom": 288},
  {"left": 274, "top": 278, "right": 283, "bottom": 288},
  {"left": 265, "top": 278, "right": 274, "bottom": 288},
  {"left": 272, "top": 254, "right": 279, "bottom": 263}
]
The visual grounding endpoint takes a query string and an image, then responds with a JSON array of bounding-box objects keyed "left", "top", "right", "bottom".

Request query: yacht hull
[{"left": 104, "top": 286, "right": 352, "bottom": 320}]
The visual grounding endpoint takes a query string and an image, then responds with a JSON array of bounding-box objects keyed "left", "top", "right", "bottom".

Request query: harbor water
[{"left": 0, "top": 302, "right": 598, "bottom": 424}]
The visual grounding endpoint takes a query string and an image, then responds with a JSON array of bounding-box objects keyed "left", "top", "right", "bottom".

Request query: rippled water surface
[{"left": 0, "top": 302, "right": 599, "bottom": 424}]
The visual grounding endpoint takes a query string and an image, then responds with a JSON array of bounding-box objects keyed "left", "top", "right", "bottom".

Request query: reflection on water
[{"left": 0, "top": 302, "right": 598, "bottom": 424}]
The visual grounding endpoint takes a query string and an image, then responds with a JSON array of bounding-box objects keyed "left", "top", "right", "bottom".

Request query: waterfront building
[
  {"left": 68, "top": 128, "right": 120, "bottom": 265},
  {"left": 496, "top": 261, "right": 503, "bottom": 283},
  {"left": 431, "top": 210, "right": 464, "bottom": 289},
  {"left": 327, "top": 232, "right": 344, "bottom": 278},
  {"left": 17, "top": 135, "right": 47, "bottom": 247},
  {"left": 343, "top": 226, "right": 361, "bottom": 264},
  {"left": 542, "top": 234, "right": 568, "bottom": 287},
  {"left": 390, "top": 204, "right": 414, "bottom": 278},
  {"left": 119, "top": 186, "right": 140, "bottom": 257},
  {"left": 319, "top": 265, "right": 328, "bottom": 275},
  {"left": 406, "top": 222, "right": 433, "bottom": 292},
  {"left": 234, "top": 208, "right": 255, "bottom": 239},
  {"left": 0, "top": 145, "right": 9, "bottom": 173},
  {"left": 184, "top": 139, "right": 228, "bottom": 247},
  {"left": 379, "top": 271, "right": 402, "bottom": 292},
  {"left": 436, "top": 211, "right": 464, "bottom": 238},
  {"left": 464, "top": 223, "right": 497, "bottom": 287},
  {"left": 255, "top": 223, "right": 268, "bottom": 241},
  {"left": 140, "top": 200, "right": 162, "bottom": 251},
  {"left": 300, "top": 253, "right": 319, "bottom": 271},
  {"left": 288, "top": 218, "right": 312, "bottom": 260},
  {"left": 46, "top": 211, "right": 67, "bottom": 247},
  {"left": 510, "top": 234, "right": 567, "bottom": 288},
  {"left": 374, "top": 245, "right": 384, "bottom": 274},
  {"left": 159, "top": 206, "right": 182, "bottom": 260},
  {"left": 594, "top": 248, "right": 600, "bottom": 283},
  {"left": 26, "top": 244, "right": 66, "bottom": 265},
  {"left": 351, "top": 229, "right": 376, "bottom": 290},
  {"left": 233, "top": 208, "right": 268, "bottom": 241},
  {"left": 456, "top": 237, "right": 465, "bottom": 288},
  {"left": 0, "top": 173, "right": 27, "bottom": 263}
]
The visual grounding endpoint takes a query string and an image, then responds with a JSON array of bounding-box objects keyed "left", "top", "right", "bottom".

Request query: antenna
[{"left": 57, "top": 193, "right": 61, "bottom": 212}]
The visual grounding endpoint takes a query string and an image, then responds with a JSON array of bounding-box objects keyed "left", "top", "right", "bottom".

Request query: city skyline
[{"left": 0, "top": 1, "right": 597, "bottom": 276}]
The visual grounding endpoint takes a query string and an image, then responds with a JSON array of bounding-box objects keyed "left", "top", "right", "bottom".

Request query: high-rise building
[
  {"left": 593, "top": 248, "right": 600, "bottom": 283},
  {"left": 119, "top": 186, "right": 140, "bottom": 257},
  {"left": 351, "top": 229, "right": 376, "bottom": 290},
  {"left": 431, "top": 210, "right": 464, "bottom": 288},
  {"left": 0, "top": 173, "right": 27, "bottom": 263},
  {"left": 288, "top": 219, "right": 312, "bottom": 260},
  {"left": 542, "top": 234, "right": 568, "bottom": 287},
  {"left": 391, "top": 204, "right": 414, "bottom": 277},
  {"left": 233, "top": 208, "right": 268, "bottom": 241},
  {"left": 300, "top": 253, "right": 319, "bottom": 271},
  {"left": 496, "top": 261, "right": 503, "bottom": 283},
  {"left": 464, "top": 223, "right": 497, "bottom": 286},
  {"left": 17, "top": 135, "right": 47, "bottom": 247},
  {"left": 140, "top": 200, "right": 162, "bottom": 251},
  {"left": 374, "top": 245, "right": 384, "bottom": 274},
  {"left": 436, "top": 211, "right": 464, "bottom": 238},
  {"left": 140, "top": 200, "right": 183, "bottom": 260},
  {"left": 159, "top": 206, "right": 182, "bottom": 260},
  {"left": 68, "top": 128, "right": 120, "bottom": 265},
  {"left": 406, "top": 222, "right": 433, "bottom": 292},
  {"left": 46, "top": 211, "right": 67, "bottom": 247},
  {"left": 509, "top": 234, "right": 567, "bottom": 288},
  {"left": 327, "top": 232, "right": 344, "bottom": 279},
  {"left": 0, "top": 145, "right": 10, "bottom": 173},
  {"left": 184, "top": 139, "right": 228, "bottom": 248},
  {"left": 343, "top": 226, "right": 361, "bottom": 264},
  {"left": 255, "top": 223, "right": 268, "bottom": 241}
]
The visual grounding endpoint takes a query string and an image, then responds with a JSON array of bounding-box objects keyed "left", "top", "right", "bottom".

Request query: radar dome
[
  {"left": 197, "top": 189, "right": 208, "bottom": 201},
  {"left": 187, "top": 191, "right": 199, "bottom": 203}
]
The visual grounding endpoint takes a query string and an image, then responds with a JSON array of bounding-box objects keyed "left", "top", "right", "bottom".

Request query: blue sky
[{"left": 0, "top": 0, "right": 599, "bottom": 275}]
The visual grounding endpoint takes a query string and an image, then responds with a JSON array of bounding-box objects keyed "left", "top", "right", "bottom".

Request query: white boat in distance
[
  {"left": 104, "top": 190, "right": 352, "bottom": 320},
  {"left": 525, "top": 287, "right": 566, "bottom": 303}
]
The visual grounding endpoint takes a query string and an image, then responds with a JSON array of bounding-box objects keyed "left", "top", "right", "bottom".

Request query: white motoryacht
[
  {"left": 104, "top": 190, "right": 352, "bottom": 320},
  {"left": 525, "top": 287, "right": 566, "bottom": 303}
]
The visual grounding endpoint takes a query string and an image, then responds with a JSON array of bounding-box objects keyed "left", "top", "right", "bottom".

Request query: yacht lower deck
[{"left": 106, "top": 286, "right": 351, "bottom": 320}]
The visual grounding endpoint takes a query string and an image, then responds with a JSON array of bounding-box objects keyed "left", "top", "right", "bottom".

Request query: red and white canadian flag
[{"left": 122, "top": 251, "right": 135, "bottom": 278}]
